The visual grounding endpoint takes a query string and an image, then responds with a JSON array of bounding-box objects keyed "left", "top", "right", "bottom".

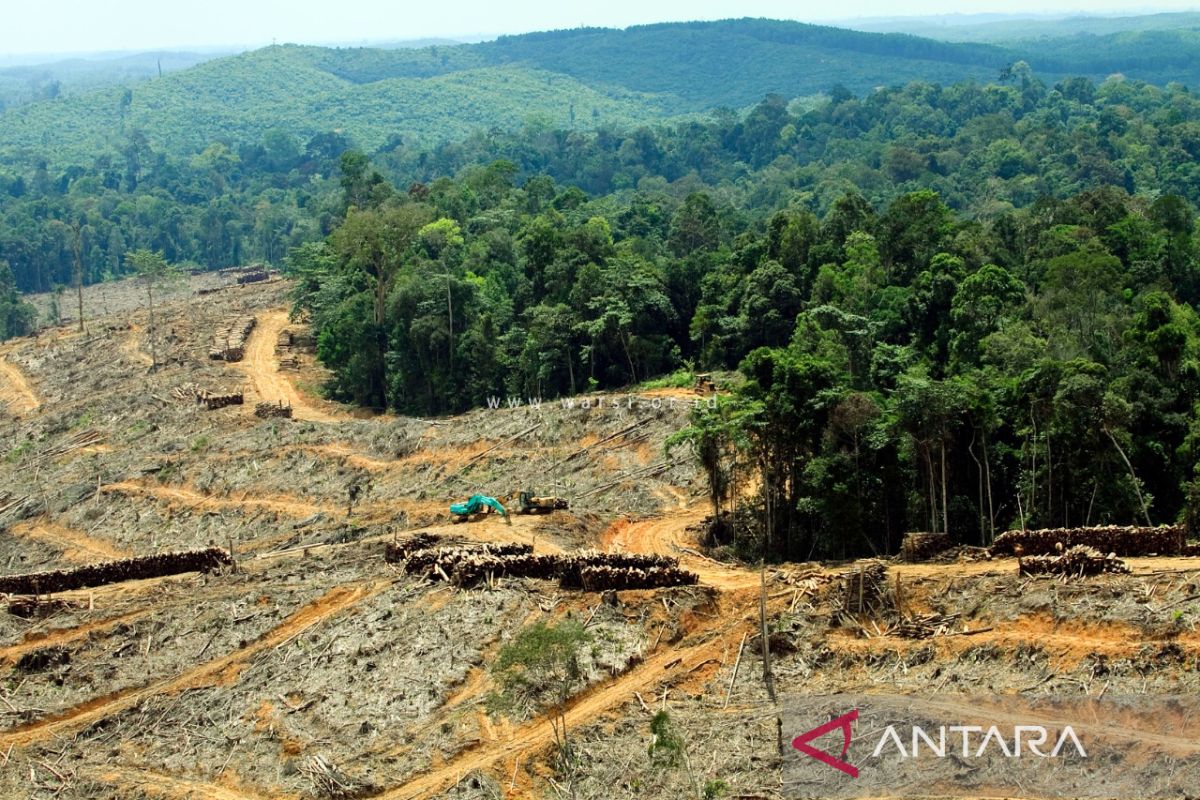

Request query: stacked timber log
[
  {"left": 275, "top": 329, "right": 317, "bottom": 356},
  {"left": 0, "top": 548, "right": 233, "bottom": 595},
  {"left": 255, "top": 402, "right": 293, "bottom": 419},
  {"left": 172, "top": 383, "right": 207, "bottom": 403},
  {"left": 578, "top": 564, "right": 698, "bottom": 591},
  {"left": 384, "top": 533, "right": 444, "bottom": 563},
  {"left": 1018, "top": 545, "right": 1131, "bottom": 578},
  {"left": 901, "top": 532, "right": 953, "bottom": 562},
  {"left": 841, "top": 560, "right": 890, "bottom": 616},
  {"left": 557, "top": 551, "right": 679, "bottom": 588},
  {"left": 388, "top": 537, "right": 698, "bottom": 591},
  {"left": 236, "top": 270, "right": 269, "bottom": 285},
  {"left": 203, "top": 392, "right": 244, "bottom": 410},
  {"left": 402, "top": 543, "right": 533, "bottom": 576},
  {"left": 991, "top": 525, "right": 1184, "bottom": 557},
  {"left": 449, "top": 553, "right": 563, "bottom": 587},
  {"left": 890, "top": 612, "right": 963, "bottom": 639},
  {"left": 208, "top": 316, "right": 257, "bottom": 361},
  {"left": 172, "top": 383, "right": 243, "bottom": 410},
  {"left": 292, "top": 331, "right": 317, "bottom": 353},
  {"left": 1183, "top": 543, "right": 1200, "bottom": 557}
]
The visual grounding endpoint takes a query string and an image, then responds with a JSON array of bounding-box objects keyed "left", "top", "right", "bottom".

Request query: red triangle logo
[{"left": 791, "top": 709, "right": 859, "bottom": 778}]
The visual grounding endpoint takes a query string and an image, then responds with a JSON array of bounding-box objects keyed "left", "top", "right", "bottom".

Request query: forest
[{"left": 4, "top": 51, "right": 1200, "bottom": 558}]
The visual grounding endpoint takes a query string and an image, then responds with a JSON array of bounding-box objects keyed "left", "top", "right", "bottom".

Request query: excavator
[
  {"left": 517, "top": 490, "right": 569, "bottom": 514},
  {"left": 449, "top": 494, "right": 510, "bottom": 524},
  {"left": 449, "top": 490, "right": 568, "bottom": 522}
]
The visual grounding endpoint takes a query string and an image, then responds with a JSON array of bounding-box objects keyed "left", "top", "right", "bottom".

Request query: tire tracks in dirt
[
  {"left": 9, "top": 517, "right": 131, "bottom": 564},
  {"left": 100, "top": 479, "right": 331, "bottom": 519},
  {"left": 232, "top": 309, "right": 343, "bottom": 423},
  {"left": 0, "top": 354, "right": 40, "bottom": 415},
  {"left": 85, "top": 765, "right": 289, "bottom": 800},
  {"left": 0, "top": 581, "right": 389, "bottom": 749}
]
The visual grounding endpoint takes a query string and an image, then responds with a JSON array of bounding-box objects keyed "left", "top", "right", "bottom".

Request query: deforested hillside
[{"left": 0, "top": 274, "right": 1198, "bottom": 799}]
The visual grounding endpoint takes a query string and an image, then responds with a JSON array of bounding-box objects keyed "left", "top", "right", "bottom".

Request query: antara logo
[
  {"left": 791, "top": 710, "right": 859, "bottom": 778},
  {"left": 792, "top": 710, "right": 1088, "bottom": 778}
]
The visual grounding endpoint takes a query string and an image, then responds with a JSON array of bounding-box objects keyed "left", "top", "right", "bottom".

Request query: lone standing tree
[{"left": 126, "top": 249, "right": 180, "bottom": 370}]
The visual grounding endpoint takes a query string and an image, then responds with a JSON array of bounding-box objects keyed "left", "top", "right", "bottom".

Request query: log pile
[
  {"left": 841, "top": 560, "right": 890, "bottom": 616},
  {"left": 255, "top": 401, "right": 293, "bottom": 419},
  {"left": 291, "top": 331, "right": 317, "bottom": 353},
  {"left": 209, "top": 316, "right": 257, "bottom": 361},
  {"left": 901, "top": 532, "right": 953, "bottom": 562},
  {"left": 203, "top": 392, "right": 244, "bottom": 410},
  {"left": 172, "top": 383, "right": 207, "bottom": 403},
  {"left": 890, "top": 612, "right": 963, "bottom": 639},
  {"left": 386, "top": 537, "right": 698, "bottom": 591},
  {"left": 172, "top": 383, "right": 243, "bottom": 410},
  {"left": 0, "top": 548, "right": 233, "bottom": 595},
  {"left": 384, "top": 533, "right": 444, "bottom": 563},
  {"left": 557, "top": 551, "right": 679, "bottom": 588},
  {"left": 402, "top": 543, "right": 533, "bottom": 577},
  {"left": 449, "top": 553, "right": 563, "bottom": 587},
  {"left": 1183, "top": 543, "right": 1200, "bottom": 557},
  {"left": 275, "top": 328, "right": 318, "bottom": 357},
  {"left": 1017, "top": 545, "right": 1131, "bottom": 578},
  {"left": 991, "top": 525, "right": 1185, "bottom": 557},
  {"left": 236, "top": 270, "right": 269, "bottom": 285},
  {"left": 578, "top": 564, "right": 699, "bottom": 591}
]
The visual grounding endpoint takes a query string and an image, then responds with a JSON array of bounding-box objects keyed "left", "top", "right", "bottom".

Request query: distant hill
[
  {"left": 5, "top": 17, "right": 1200, "bottom": 168},
  {"left": 0, "top": 51, "right": 222, "bottom": 110},
  {"left": 848, "top": 11, "right": 1200, "bottom": 42}
]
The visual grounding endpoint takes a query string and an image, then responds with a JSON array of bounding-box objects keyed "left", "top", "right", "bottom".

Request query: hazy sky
[{"left": 3, "top": 0, "right": 1198, "bottom": 56}]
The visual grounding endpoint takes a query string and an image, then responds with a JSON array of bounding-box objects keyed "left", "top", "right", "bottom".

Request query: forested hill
[{"left": 8, "top": 17, "right": 1200, "bottom": 168}]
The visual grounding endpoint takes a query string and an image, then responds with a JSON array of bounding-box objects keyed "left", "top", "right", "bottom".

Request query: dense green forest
[
  {"left": 288, "top": 145, "right": 1200, "bottom": 560},
  {"left": 13, "top": 18, "right": 1200, "bottom": 169},
  {"left": 6, "top": 64, "right": 1200, "bottom": 295}
]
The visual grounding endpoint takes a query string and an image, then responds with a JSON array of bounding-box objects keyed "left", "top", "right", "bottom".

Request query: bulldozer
[
  {"left": 517, "top": 490, "right": 568, "bottom": 515},
  {"left": 450, "top": 494, "right": 509, "bottom": 524}
]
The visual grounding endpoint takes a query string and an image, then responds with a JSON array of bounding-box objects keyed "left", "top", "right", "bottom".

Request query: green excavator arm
[{"left": 449, "top": 494, "right": 507, "bottom": 517}]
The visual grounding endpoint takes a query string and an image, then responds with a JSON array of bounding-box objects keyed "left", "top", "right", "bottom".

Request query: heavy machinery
[
  {"left": 694, "top": 373, "right": 716, "bottom": 394},
  {"left": 517, "top": 490, "right": 569, "bottom": 514},
  {"left": 450, "top": 494, "right": 509, "bottom": 523}
]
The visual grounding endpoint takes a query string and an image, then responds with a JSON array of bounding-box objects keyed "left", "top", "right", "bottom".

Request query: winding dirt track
[
  {"left": 233, "top": 309, "right": 342, "bottom": 423},
  {"left": 601, "top": 505, "right": 761, "bottom": 591},
  {"left": 0, "top": 354, "right": 40, "bottom": 415},
  {"left": 0, "top": 582, "right": 388, "bottom": 749},
  {"left": 376, "top": 632, "right": 741, "bottom": 800}
]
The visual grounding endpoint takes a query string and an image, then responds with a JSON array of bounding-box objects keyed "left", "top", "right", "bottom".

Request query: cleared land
[{"left": 0, "top": 276, "right": 1198, "bottom": 799}]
